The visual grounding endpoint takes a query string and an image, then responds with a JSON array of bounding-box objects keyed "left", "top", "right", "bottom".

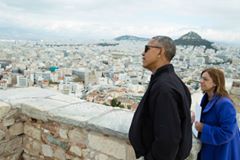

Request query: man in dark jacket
[{"left": 129, "top": 36, "right": 192, "bottom": 160}]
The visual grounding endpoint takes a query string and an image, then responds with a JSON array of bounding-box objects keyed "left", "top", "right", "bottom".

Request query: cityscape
[
  {"left": 1, "top": 1, "right": 240, "bottom": 159},
  {"left": 0, "top": 31, "right": 240, "bottom": 160},
  {"left": 0, "top": 31, "right": 240, "bottom": 111}
]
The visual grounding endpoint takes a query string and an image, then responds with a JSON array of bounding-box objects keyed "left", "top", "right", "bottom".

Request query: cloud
[{"left": 0, "top": 0, "right": 240, "bottom": 43}]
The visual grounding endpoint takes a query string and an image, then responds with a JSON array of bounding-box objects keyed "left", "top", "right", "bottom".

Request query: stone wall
[
  {"left": 0, "top": 102, "right": 23, "bottom": 160},
  {"left": 0, "top": 87, "right": 239, "bottom": 160},
  {"left": 0, "top": 88, "right": 135, "bottom": 160},
  {"left": 21, "top": 117, "right": 134, "bottom": 160},
  {"left": 0, "top": 106, "right": 134, "bottom": 160}
]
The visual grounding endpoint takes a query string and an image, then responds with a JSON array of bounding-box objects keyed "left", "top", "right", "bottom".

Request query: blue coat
[{"left": 199, "top": 94, "right": 240, "bottom": 160}]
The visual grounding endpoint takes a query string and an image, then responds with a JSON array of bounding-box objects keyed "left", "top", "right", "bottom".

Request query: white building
[
  {"left": 0, "top": 79, "right": 8, "bottom": 90},
  {"left": 17, "top": 75, "right": 28, "bottom": 87}
]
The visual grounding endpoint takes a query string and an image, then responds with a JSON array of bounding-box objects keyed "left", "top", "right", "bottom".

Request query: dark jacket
[
  {"left": 129, "top": 64, "right": 192, "bottom": 160},
  {"left": 198, "top": 94, "right": 240, "bottom": 160}
]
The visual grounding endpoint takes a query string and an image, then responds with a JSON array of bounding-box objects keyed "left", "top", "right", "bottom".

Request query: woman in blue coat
[{"left": 195, "top": 68, "right": 240, "bottom": 160}]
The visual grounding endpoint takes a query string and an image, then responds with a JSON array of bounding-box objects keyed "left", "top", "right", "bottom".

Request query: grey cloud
[{"left": 0, "top": 0, "right": 240, "bottom": 43}]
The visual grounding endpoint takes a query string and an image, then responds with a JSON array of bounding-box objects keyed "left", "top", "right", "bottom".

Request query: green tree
[
  {"left": 103, "top": 102, "right": 110, "bottom": 106},
  {"left": 111, "top": 98, "right": 122, "bottom": 107}
]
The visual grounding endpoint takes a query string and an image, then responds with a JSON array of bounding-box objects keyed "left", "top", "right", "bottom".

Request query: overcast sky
[{"left": 0, "top": 0, "right": 240, "bottom": 43}]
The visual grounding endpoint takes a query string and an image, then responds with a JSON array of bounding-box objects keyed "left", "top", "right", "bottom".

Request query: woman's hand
[{"left": 195, "top": 121, "right": 204, "bottom": 132}]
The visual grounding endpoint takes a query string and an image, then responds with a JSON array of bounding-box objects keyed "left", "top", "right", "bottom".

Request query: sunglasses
[{"left": 144, "top": 45, "right": 162, "bottom": 53}]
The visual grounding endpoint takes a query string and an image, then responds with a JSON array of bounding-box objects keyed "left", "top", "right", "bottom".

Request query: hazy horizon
[{"left": 0, "top": 0, "right": 240, "bottom": 45}]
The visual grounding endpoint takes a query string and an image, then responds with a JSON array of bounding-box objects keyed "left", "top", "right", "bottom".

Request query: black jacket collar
[{"left": 150, "top": 64, "right": 174, "bottom": 82}]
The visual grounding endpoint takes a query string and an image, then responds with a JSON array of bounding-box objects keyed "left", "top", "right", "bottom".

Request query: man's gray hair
[{"left": 152, "top": 36, "right": 176, "bottom": 61}]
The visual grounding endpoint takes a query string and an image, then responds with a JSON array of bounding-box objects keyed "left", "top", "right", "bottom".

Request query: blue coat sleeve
[{"left": 201, "top": 100, "right": 237, "bottom": 145}]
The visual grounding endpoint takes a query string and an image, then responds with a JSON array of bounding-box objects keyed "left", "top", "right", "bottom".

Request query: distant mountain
[
  {"left": 114, "top": 35, "right": 149, "bottom": 41},
  {"left": 96, "top": 42, "right": 119, "bottom": 46},
  {"left": 174, "top": 31, "right": 217, "bottom": 51}
]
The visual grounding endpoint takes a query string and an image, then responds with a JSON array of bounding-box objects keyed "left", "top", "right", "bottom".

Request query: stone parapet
[
  {"left": 0, "top": 87, "right": 134, "bottom": 160},
  {"left": 0, "top": 87, "right": 239, "bottom": 159},
  {"left": 0, "top": 101, "right": 23, "bottom": 160}
]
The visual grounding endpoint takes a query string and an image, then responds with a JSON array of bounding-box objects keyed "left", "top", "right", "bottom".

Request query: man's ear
[
  {"left": 159, "top": 48, "right": 166, "bottom": 59},
  {"left": 158, "top": 47, "right": 163, "bottom": 56}
]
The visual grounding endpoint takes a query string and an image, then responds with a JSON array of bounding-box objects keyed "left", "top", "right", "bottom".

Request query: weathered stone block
[
  {"left": 23, "top": 137, "right": 41, "bottom": 156},
  {"left": 59, "top": 128, "right": 68, "bottom": 139},
  {"left": 3, "top": 118, "right": 15, "bottom": 127},
  {"left": 4, "top": 109, "right": 18, "bottom": 119},
  {"left": 89, "top": 151, "right": 95, "bottom": 159},
  {"left": 0, "top": 102, "right": 11, "bottom": 119},
  {"left": 0, "top": 136, "right": 23, "bottom": 155},
  {"left": 0, "top": 129, "right": 5, "bottom": 140},
  {"left": 95, "top": 153, "right": 109, "bottom": 160},
  {"left": 70, "top": 145, "right": 82, "bottom": 157},
  {"left": 88, "top": 132, "right": 126, "bottom": 160},
  {"left": 42, "top": 122, "right": 60, "bottom": 136},
  {"left": 42, "top": 144, "right": 53, "bottom": 157},
  {"left": 24, "top": 124, "right": 41, "bottom": 141},
  {"left": 68, "top": 128, "right": 87, "bottom": 144},
  {"left": 46, "top": 134, "right": 69, "bottom": 151},
  {"left": 9, "top": 122, "right": 24, "bottom": 136},
  {"left": 1, "top": 148, "right": 23, "bottom": 160},
  {"left": 49, "top": 102, "right": 112, "bottom": 128},
  {"left": 54, "top": 148, "right": 66, "bottom": 160},
  {"left": 22, "top": 153, "right": 45, "bottom": 160},
  {"left": 88, "top": 109, "right": 133, "bottom": 138},
  {"left": 82, "top": 148, "right": 90, "bottom": 158},
  {"left": 21, "top": 105, "right": 49, "bottom": 122}
]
